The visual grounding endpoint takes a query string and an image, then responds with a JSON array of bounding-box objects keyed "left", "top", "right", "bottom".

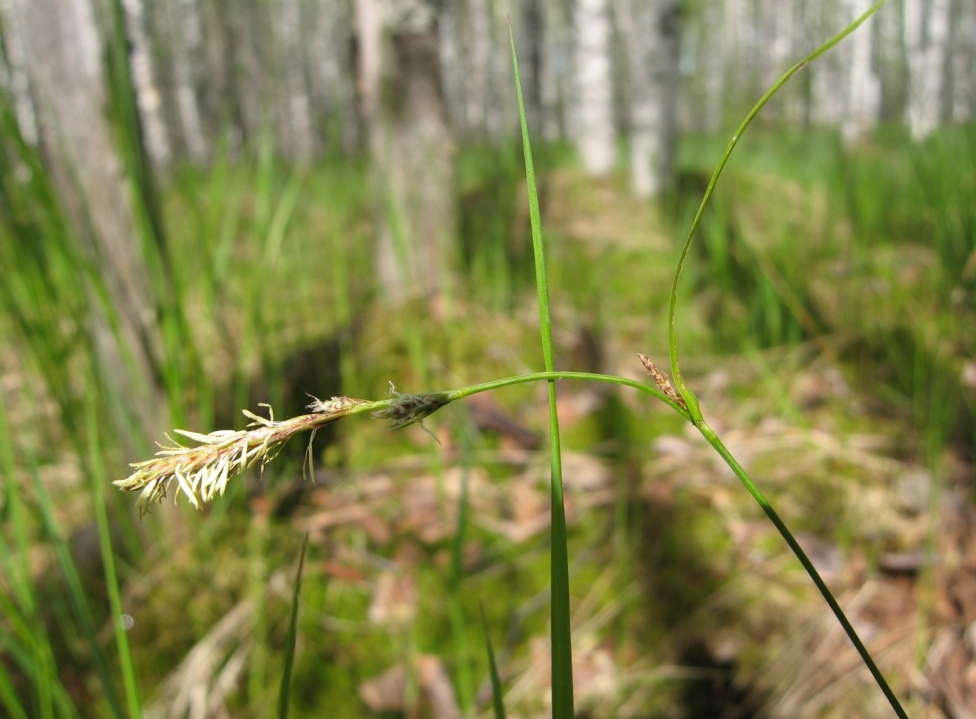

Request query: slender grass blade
[{"left": 277, "top": 533, "right": 309, "bottom": 719}]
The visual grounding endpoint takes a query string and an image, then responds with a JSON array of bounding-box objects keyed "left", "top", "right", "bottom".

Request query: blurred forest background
[{"left": 1, "top": 0, "right": 975, "bottom": 717}]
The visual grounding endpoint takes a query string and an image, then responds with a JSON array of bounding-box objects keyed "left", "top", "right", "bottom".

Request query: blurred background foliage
[{"left": 0, "top": 0, "right": 974, "bottom": 717}]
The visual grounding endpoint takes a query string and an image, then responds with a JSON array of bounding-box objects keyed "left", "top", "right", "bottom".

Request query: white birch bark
[
  {"left": 841, "top": 0, "right": 881, "bottom": 145},
  {"left": 437, "top": 1, "right": 477, "bottom": 142},
  {"left": 483, "top": 0, "right": 509, "bottom": 142},
  {"left": 306, "top": 0, "right": 359, "bottom": 154},
  {"left": 759, "top": 0, "right": 793, "bottom": 99},
  {"left": 10, "top": 0, "right": 166, "bottom": 444},
  {"left": 120, "top": 0, "right": 171, "bottom": 166},
  {"left": 275, "top": 0, "right": 316, "bottom": 161},
  {"left": 465, "top": 0, "right": 493, "bottom": 140},
  {"left": 227, "top": 5, "right": 273, "bottom": 151},
  {"left": 438, "top": 0, "right": 507, "bottom": 143},
  {"left": 437, "top": 3, "right": 463, "bottom": 135},
  {"left": 572, "top": 0, "right": 615, "bottom": 176},
  {"left": 811, "top": 3, "right": 847, "bottom": 126},
  {"left": 509, "top": 0, "right": 545, "bottom": 139},
  {"left": 356, "top": 0, "right": 456, "bottom": 301},
  {"left": 0, "top": 0, "right": 38, "bottom": 143},
  {"left": 948, "top": 0, "right": 975, "bottom": 122},
  {"left": 166, "top": 0, "right": 207, "bottom": 162},
  {"left": 873, "top": 0, "right": 903, "bottom": 121},
  {"left": 620, "top": 0, "right": 680, "bottom": 198},
  {"left": 699, "top": 0, "right": 726, "bottom": 133},
  {"left": 731, "top": 0, "right": 761, "bottom": 117},
  {"left": 779, "top": 0, "right": 811, "bottom": 124},
  {"left": 355, "top": 0, "right": 382, "bottom": 123},
  {"left": 539, "top": 0, "right": 569, "bottom": 142},
  {"left": 905, "top": 0, "right": 951, "bottom": 139},
  {"left": 680, "top": 0, "right": 758, "bottom": 133}
]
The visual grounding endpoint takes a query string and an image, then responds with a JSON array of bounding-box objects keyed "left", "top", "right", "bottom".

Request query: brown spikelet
[
  {"left": 371, "top": 382, "right": 451, "bottom": 429},
  {"left": 371, "top": 382, "right": 451, "bottom": 443},
  {"left": 638, "top": 354, "right": 687, "bottom": 410}
]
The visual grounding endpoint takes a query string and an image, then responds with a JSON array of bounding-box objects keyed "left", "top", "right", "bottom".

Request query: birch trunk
[
  {"left": 0, "top": 0, "right": 38, "bottom": 144},
  {"left": 690, "top": 0, "right": 725, "bottom": 134},
  {"left": 172, "top": 0, "right": 208, "bottom": 161},
  {"left": 841, "top": 0, "right": 882, "bottom": 145},
  {"left": 356, "top": 0, "right": 456, "bottom": 302},
  {"left": 305, "top": 0, "right": 360, "bottom": 155},
  {"left": 464, "top": 0, "right": 494, "bottom": 141},
  {"left": 621, "top": 0, "right": 680, "bottom": 198},
  {"left": 512, "top": 0, "right": 548, "bottom": 139},
  {"left": 536, "top": 0, "right": 569, "bottom": 142},
  {"left": 904, "top": 0, "right": 951, "bottom": 139},
  {"left": 9, "top": 0, "right": 167, "bottom": 445},
  {"left": 120, "top": 0, "right": 171, "bottom": 166},
  {"left": 947, "top": 0, "right": 975, "bottom": 123},
  {"left": 875, "top": 0, "right": 907, "bottom": 122},
  {"left": 438, "top": 4, "right": 464, "bottom": 137},
  {"left": 572, "top": 0, "right": 615, "bottom": 176},
  {"left": 274, "top": 0, "right": 316, "bottom": 161},
  {"left": 811, "top": 2, "right": 847, "bottom": 126},
  {"left": 222, "top": 3, "right": 275, "bottom": 151}
]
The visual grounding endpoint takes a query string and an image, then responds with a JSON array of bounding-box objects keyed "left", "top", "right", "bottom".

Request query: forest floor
[{"left": 2, "top": 126, "right": 975, "bottom": 718}]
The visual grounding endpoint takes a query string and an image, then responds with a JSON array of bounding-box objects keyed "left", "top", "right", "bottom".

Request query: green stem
[
  {"left": 510, "top": 20, "right": 573, "bottom": 715},
  {"left": 667, "top": 0, "right": 888, "bottom": 420},
  {"left": 445, "top": 371, "right": 689, "bottom": 418},
  {"left": 696, "top": 419, "right": 908, "bottom": 719},
  {"left": 433, "top": 371, "right": 905, "bottom": 715},
  {"left": 658, "top": 2, "right": 906, "bottom": 713},
  {"left": 87, "top": 398, "right": 141, "bottom": 719}
]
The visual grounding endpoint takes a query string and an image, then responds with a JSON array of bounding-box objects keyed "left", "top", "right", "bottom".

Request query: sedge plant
[{"left": 117, "top": 2, "right": 908, "bottom": 717}]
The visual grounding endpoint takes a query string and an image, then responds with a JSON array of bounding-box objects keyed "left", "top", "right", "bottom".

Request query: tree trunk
[
  {"left": 539, "top": 0, "right": 569, "bottom": 142},
  {"left": 0, "top": 0, "right": 39, "bottom": 143},
  {"left": 572, "top": 0, "right": 615, "bottom": 176},
  {"left": 305, "top": 0, "right": 360, "bottom": 155},
  {"left": 621, "top": 0, "right": 680, "bottom": 199},
  {"left": 141, "top": 0, "right": 207, "bottom": 162},
  {"left": 170, "top": 0, "right": 208, "bottom": 162},
  {"left": 904, "top": 0, "right": 951, "bottom": 139},
  {"left": 120, "top": 0, "right": 171, "bottom": 166},
  {"left": 220, "top": 0, "right": 275, "bottom": 151},
  {"left": 274, "top": 0, "right": 316, "bottom": 161},
  {"left": 874, "top": 0, "right": 907, "bottom": 122},
  {"left": 947, "top": 0, "right": 975, "bottom": 123},
  {"left": 514, "top": 0, "right": 548, "bottom": 140},
  {"left": 841, "top": 0, "right": 882, "bottom": 146},
  {"left": 811, "top": 2, "right": 846, "bottom": 126},
  {"left": 355, "top": 0, "right": 456, "bottom": 302},
  {"left": 461, "top": 0, "right": 494, "bottom": 142},
  {"left": 9, "top": 0, "right": 167, "bottom": 447}
]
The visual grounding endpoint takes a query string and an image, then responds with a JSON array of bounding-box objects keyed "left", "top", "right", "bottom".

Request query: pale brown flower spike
[
  {"left": 638, "top": 353, "right": 687, "bottom": 411},
  {"left": 115, "top": 396, "right": 371, "bottom": 515}
]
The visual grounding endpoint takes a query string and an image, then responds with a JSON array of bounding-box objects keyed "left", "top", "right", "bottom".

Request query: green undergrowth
[
  {"left": 675, "top": 123, "right": 976, "bottom": 453},
  {"left": 3, "top": 103, "right": 973, "bottom": 715}
]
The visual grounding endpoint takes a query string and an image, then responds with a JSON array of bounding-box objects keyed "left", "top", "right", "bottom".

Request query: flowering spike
[
  {"left": 638, "top": 354, "right": 687, "bottom": 410},
  {"left": 371, "top": 384, "right": 451, "bottom": 430},
  {"left": 116, "top": 397, "right": 370, "bottom": 514}
]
